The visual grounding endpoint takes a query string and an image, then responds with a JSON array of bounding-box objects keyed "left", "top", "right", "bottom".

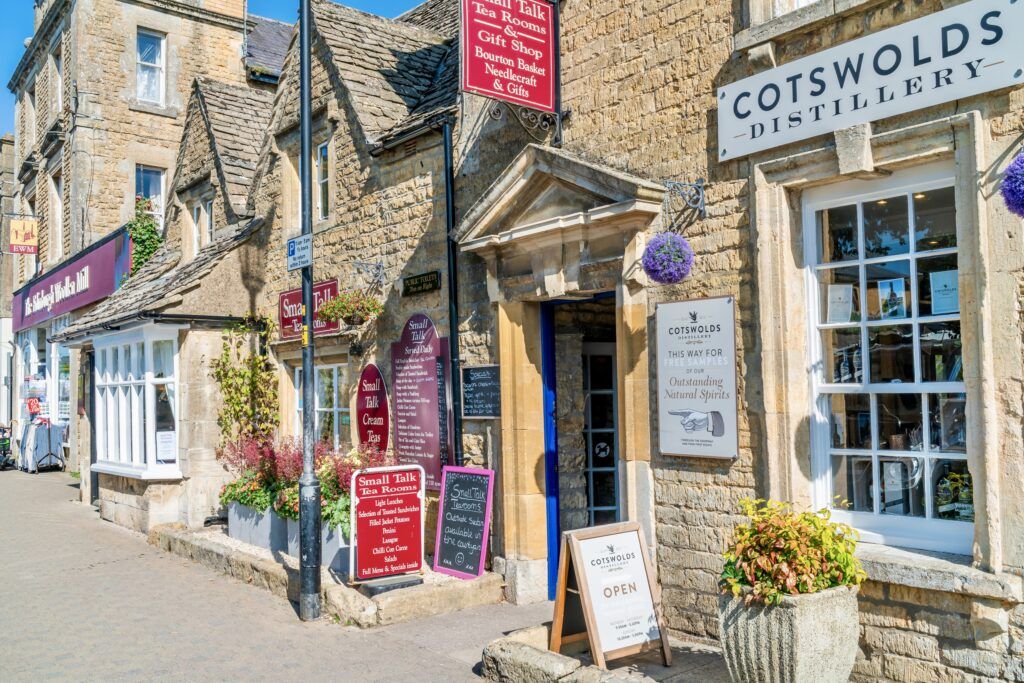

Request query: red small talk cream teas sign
[
  {"left": 357, "top": 364, "right": 390, "bottom": 453},
  {"left": 278, "top": 280, "right": 340, "bottom": 340},
  {"left": 351, "top": 466, "right": 424, "bottom": 581},
  {"left": 461, "top": 0, "right": 556, "bottom": 113}
]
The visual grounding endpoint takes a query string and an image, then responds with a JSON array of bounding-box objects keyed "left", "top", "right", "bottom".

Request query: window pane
[
  {"left": 137, "top": 64, "right": 160, "bottom": 102},
  {"left": 817, "top": 204, "right": 858, "bottom": 263},
  {"left": 587, "top": 393, "right": 615, "bottom": 429},
  {"left": 317, "top": 368, "right": 335, "bottom": 410},
  {"left": 593, "top": 509, "right": 617, "bottom": 525},
  {"left": 136, "top": 167, "right": 163, "bottom": 212},
  {"left": 831, "top": 455, "right": 873, "bottom": 512},
  {"left": 317, "top": 410, "right": 335, "bottom": 446},
  {"left": 137, "top": 33, "right": 162, "bottom": 64},
  {"left": 822, "top": 328, "right": 862, "bottom": 384},
  {"left": 819, "top": 266, "right": 860, "bottom": 324},
  {"left": 868, "top": 325, "right": 914, "bottom": 383},
  {"left": 865, "top": 260, "right": 910, "bottom": 321},
  {"left": 877, "top": 393, "right": 923, "bottom": 452},
  {"left": 591, "top": 470, "right": 617, "bottom": 508},
  {"left": 110, "top": 346, "right": 119, "bottom": 378},
  {"left": 913, "top": 187, "right": 956, "bottom": 251},
  {"left": 879, "top": 457, "right": 925, "bottom": 517},
  {"left": 928, "top": 394, "right": 966, "bottom": 453},
  {"left": 317, "top": 144, "right": 329, "bottom": 182},
  {"left": 828, "top": 394, "right": 871, "bottom": 450},
  {"left": 153, "top": 340, "right": 173, "bottom": 379},
  {"left": 920, "top": 321, "right": 962, "bottom": 382},
  {"left": 917, "top": 254, "right": 959, "bottom": 317},
  {"left": 155, "top": 384, "right": 175, "bottom": 432},
  {"left": 588, "top": 355, "right": 614, "bottom": 391},
  {"left": 932, "top": 459, "right": 973, "bottom": 522},
  {"left": 863, "top": 195, "right": 909, "bottom": 259},
  {"left": 589, "top": 433, "right": 615, "bottom": 464}
]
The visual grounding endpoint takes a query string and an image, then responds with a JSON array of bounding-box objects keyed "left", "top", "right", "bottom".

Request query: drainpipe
[{"left": 443, "top": 120, "right": 464, "bottom": 467}]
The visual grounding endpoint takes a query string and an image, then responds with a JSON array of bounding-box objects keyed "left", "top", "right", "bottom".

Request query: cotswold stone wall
[{"left": 556, "top": 0, "right": 1024, "bottom": 679}]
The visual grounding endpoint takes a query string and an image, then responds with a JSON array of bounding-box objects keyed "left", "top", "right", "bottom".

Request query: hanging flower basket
[
  {"left": 1001, "top": 150, "right": 1024, "bottom": 218},
  {"left": 317, "top": 290, "right": 383, "bottom": 327},
  {"left": 642, "top": 232, "right": 694, "bottom": 285}
]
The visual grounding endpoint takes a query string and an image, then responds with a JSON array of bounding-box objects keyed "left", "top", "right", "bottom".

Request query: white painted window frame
[
  {"left": 293, "top": 363, "right": 350, "bottom": 451},
  {"left": 316, "top": 141, "right": 330, "bottom": 221},
  {"left": 204, "top": 198, "right": 214, "bottom": 243},
  {"left": 92, "top": 326, "right": 183, "bottom": 480},
  {"left": 191, "top": 203, "right": 202, "bottom": 255},
  {"left": 136, "top": 29, "right": 166, "bottom": 106},
  {"left": 803, "top": 161, "right": 972, "bottom": 555},
  {"left": 136, "top": 164, "right": 165, "bottom": 229}
]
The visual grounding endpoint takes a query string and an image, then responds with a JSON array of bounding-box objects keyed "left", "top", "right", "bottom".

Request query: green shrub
[
  {"left": 126, "top": 197, "right": 164, "bottom": 276},
  {"left": 720, "top": 498, "right": 866, "bottom": 605},
  {"left": 220, "top": 469, "right": 275, "bottom": 512}
]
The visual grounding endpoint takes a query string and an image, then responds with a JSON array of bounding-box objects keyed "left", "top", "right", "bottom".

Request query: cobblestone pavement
[{"left": 0, "top": 471, "right": 552, "bottom": 682}]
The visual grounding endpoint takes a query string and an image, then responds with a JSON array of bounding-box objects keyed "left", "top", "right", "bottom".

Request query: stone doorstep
[
  {"left": 481, "top": 624, "right": 729, "bottom": 683},
  {"left": 148, "top": 523, "right": 505, "bottom": 628}
]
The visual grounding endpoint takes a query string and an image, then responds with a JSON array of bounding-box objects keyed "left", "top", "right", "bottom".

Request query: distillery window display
[{"left": 806, "top": 167, "right": 972, "bottom": 554}]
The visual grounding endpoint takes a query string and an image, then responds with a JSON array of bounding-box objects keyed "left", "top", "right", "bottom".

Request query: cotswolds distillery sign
[
  {"left": 460, "top": 0, "right": 557, "bottom": 113},
  {"left": 717, "top": 0, "right": 1023, "bottom": 160}
]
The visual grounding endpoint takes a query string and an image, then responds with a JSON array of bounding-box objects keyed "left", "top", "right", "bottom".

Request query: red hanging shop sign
[
  {"left": 460, "top": 0, "right": 557, "bottom": 113},
  {"left": 357, "top": 363, "right": 390, "bottom": 453},
  {"left": 350, "top": 465, "right": 425, "bottom": 581}
]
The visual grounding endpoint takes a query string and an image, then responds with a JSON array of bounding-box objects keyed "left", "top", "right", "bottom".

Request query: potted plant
[
  {"left": 317, "top": 290, "right": 384, "bottom": 327},
  {"left": 221, "top": 469, "right": 281, "bottom": 550},
  {"left": 718, "top": 499, "right": 866, "bottom": 683}
]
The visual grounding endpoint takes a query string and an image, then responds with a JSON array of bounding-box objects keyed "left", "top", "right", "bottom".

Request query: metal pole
[
  {"left": 298, "top": 0, "right": 322, "bottom": 622},
  {"left": 442, "top": 121, "right": 463, "bottom": 467}
]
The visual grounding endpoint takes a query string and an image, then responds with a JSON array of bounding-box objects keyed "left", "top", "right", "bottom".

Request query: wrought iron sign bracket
[
  {"left": 352, "top": 260, "right": 385, "bottom": 290},
  {"left": 488, "top": 101, "right": 567, "bottom": 144},
  {"left": 665, "top": 179, "right": 707, "bottom": 229}
]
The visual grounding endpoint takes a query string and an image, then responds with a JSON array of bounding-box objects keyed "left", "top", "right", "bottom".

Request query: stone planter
[
  {"left": 227, "top": 503, "right": 287, "bottom": 551},
  {"left": 718, "top": 585, "right": 859, "bottom": 683},
  {"left": 286, "top": 518, "right": 349, "bottom": 573}
]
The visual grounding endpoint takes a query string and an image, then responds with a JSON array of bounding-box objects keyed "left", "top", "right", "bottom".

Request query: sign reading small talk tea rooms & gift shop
[
  {"left": 716, "top": 0, "right": 1024, "bottom": 159},
  {"left": 656, "top": 297, "right": 738, "bottom": 459}
]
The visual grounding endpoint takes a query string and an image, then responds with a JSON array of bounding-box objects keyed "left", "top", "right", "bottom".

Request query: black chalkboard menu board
[
  {"left": 461, "top": 365, "right": 501, "bottom": 419},
  {"left": 433, "top": 466, "right": 495, "bottom": 579}
]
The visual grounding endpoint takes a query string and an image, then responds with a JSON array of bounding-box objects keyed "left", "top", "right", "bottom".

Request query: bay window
[
  {"left": 806, "top": 164, "right": 972, "bottom": 554},
  {"left": 93, "top": 329, "right": 180, "bottom": 479},
  {"left": 294, "top": 364, "right": 350, "bottom": 450}
]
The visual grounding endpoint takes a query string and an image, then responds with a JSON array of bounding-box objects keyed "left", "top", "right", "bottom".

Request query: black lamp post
[{"left": 297, "top": 0, "right": 322, "bottom": 622}]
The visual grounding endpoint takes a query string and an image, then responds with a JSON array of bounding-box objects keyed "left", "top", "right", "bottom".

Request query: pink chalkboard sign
[{"left": 433, "top": 466, "right": 495, "bottom": 579}]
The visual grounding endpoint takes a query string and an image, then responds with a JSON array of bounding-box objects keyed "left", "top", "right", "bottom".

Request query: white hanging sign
[{"left": 717, "top": 0, "right": 1023, "bottom": 160}]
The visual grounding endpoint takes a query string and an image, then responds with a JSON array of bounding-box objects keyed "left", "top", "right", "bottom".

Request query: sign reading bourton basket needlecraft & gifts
[
  {"left": 433, "top": 466, "right": 495, "bottom": 579},
  {"left": 349, "top": 465, "right": 425, "bottom": 582},
  {"left": 550, "top": 522, "right": 672, "bottom": 670}
]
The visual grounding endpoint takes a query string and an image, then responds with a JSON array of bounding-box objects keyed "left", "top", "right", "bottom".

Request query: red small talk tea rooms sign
[
  {"left": 357, "top": 364, "right": 390, "bottom": 453},
  {"left": 461, "top": 0, "right": 557, "bottom": 113},
  {"left": 351, "top": 466, "right": 424, "bottom": 581},
  {"left": 278, "top": 280, "right": 340, "bottom": 340}
]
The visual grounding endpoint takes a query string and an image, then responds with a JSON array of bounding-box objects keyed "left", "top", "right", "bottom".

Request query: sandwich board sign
[
  {"left": 550, "top": 522, "right": 672, "bottom": 669},
  {"left": 349, "top": 465, "right": 425, "bottom": 582}
]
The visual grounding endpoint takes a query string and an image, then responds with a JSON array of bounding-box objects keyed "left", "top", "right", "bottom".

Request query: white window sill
[
  {"left": 734, "top": 0, "right": 887, "bottom": 52},
  {"left": 128, "top": 99, "right": 178, "bottom": 119},
  {"left": 92, "top": 461, "right": 183, "bottom": 481},
  {"left": 856, "top": 543, "right": 1023, "bottom": 603}
]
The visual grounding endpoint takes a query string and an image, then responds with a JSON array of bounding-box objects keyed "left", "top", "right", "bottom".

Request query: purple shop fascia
[{"left": 11, "top": 228, "right": 132, "bottom": 430}]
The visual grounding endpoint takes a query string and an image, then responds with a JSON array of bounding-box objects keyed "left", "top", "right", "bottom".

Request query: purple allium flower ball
[
  {"left": 642, "top": 232, "right": 694, "bottom": 285},
  {"left": 1002, "top": 151, "right": 1024, "bottom": 218}
]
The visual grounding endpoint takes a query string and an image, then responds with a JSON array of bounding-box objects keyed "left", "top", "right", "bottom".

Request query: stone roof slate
[
  {"left": 246, "top": 15, "right": 294, "bottom": 79},
  {"left": 194, "top": 78, "right": 275, "bottom": 214},
  {"left": 55, "top": 219, "right": 264, "bottom": 342},
  {"left": 398, "top": 0, "right": 459, "bottom": 38}
]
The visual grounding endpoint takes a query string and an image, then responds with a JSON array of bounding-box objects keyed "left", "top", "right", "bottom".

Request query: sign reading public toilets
[
  {"left": 716, "top": 0, "right": 1024, "bottom": 160},
  {"left": 656, "top": 298, "right": 738, "bottom": 460},
  {"left": 461, "top": 0, "right": 557, "bottom": 113}
]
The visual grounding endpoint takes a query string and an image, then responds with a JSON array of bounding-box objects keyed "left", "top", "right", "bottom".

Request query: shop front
[{"left": 10, "top": 228, "right": 132, "bottom": 473}]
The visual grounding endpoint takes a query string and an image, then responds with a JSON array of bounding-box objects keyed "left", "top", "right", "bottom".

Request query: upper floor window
[
  {"left": 806, "top": 166, "right": 971, "bottom": 555},
  {"left": 49, "top": 42, "right": 62, "bottom": 117},
  {"left": 25, "top": 81, "right": 37, "bottom": 144},
  {"left": 190, "top": 203, "right": 202, "bottom": 255},
  {"left": 316, "top": 141, "right": 330, "bottom": 221},
  {"left": 204, "top": 198, "right": 214, "bottom": 242},
  {"left": 136, "top": 30, "right": 165, "bottom": 105},
  {"left": 136, "top": 164, "right": 165, "bottom": 228},
  {"left": 48, "top": 168, "right": 63, "bottom": 261}
]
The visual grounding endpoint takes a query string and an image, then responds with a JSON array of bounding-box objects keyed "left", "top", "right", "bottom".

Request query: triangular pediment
[{"left": 458, "top": 144, "right": 665, "bottom": 245}]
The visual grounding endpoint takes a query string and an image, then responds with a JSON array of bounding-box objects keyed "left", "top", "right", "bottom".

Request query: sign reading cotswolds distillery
[
  {"left": 717, "top": 0, "right": 1023, "bottom": 160},
  {"left": 656, "top": 297, "right": 739, "bottom": 460},
  {"left": 461, "top": 0, "right": 557, "bottom": 113}
]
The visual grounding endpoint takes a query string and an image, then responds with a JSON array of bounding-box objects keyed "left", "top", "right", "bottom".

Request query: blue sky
[{"left": 0, "top": 0, "right": 424, "bottom": 134}]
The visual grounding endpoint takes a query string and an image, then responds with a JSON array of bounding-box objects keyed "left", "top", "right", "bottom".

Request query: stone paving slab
[{"left": 0, "top": 470, "right": 551, "bottom": 681}]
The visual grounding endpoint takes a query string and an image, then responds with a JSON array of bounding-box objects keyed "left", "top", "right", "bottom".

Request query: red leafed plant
[{"left": 720, "top": 499, "right": 866, "bottom": 605}]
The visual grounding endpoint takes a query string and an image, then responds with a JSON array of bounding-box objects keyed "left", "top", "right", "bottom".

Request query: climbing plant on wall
[
  {"left": 126, "top": 197, "right": 164, "bottom": 276},
  {"left": 210, "top": 317, "right": 279, "bottom": 444}
]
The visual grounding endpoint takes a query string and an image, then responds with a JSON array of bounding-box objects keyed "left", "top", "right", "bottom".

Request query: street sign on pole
[{"left": 286, "top": 234, "right": 313, "bottom": 272}]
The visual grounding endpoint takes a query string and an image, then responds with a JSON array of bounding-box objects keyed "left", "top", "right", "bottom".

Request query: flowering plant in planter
[
  {"left": 316, "top": 290, "right": 384, "bottom": 327},
  {"left": 642, "top": 232, "right": 694, "bottom": 285},
  {"left": 720, "top": 498, "right": 866, "bottom": 605},
  {"left": 219, "top": 469, "right": 275, "bottom": 511}
]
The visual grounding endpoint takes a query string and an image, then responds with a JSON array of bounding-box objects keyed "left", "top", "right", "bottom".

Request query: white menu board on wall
[{"left": 656, "top": 297, "right": 739, "bottom": 459}]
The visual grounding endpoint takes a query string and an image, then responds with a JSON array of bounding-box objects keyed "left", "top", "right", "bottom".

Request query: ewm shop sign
[{"left": 717, "top": 0, "right": 1023, "bottom": 160}]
